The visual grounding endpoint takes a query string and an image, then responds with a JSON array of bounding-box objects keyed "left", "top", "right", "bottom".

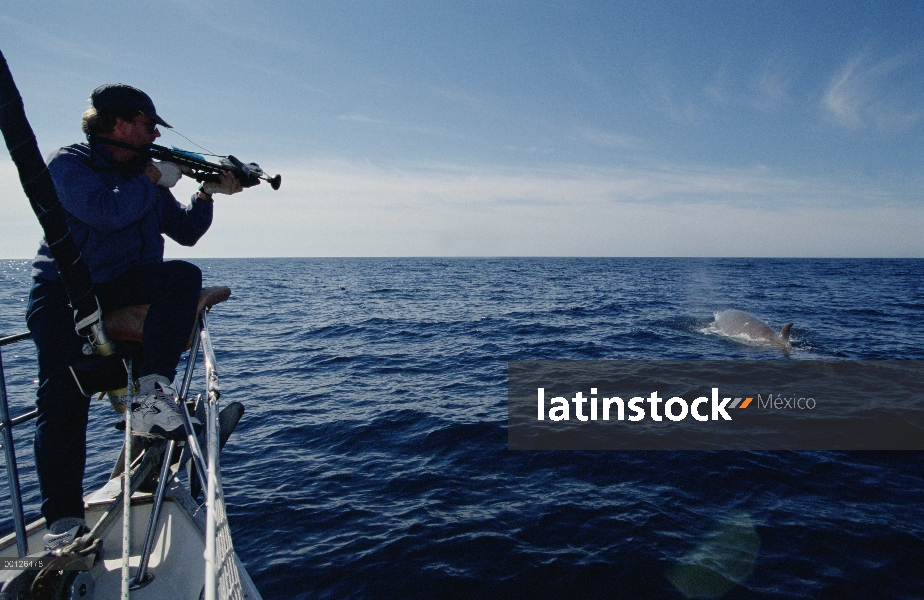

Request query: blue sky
[{"left": 1, "top": 1, "right": 921, "bottom": 257}]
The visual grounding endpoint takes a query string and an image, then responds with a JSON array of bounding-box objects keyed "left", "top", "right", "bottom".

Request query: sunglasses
[{"left": 132, "top": 116, "right": 158, "bottom": 134}]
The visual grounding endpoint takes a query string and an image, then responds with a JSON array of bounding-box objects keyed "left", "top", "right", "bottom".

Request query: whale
[{"left": 713, "top": 309, "right": 793, "bottom": 349}]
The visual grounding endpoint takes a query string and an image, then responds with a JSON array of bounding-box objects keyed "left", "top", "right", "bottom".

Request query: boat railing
[
  {"left": 0, "top": 299, "right": 248, "bottom": 598},
  {"left": 0, "top": 331, "right": 34, "bottom": 558}
]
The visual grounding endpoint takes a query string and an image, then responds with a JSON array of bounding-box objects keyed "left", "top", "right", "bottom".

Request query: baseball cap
[{"left": 90, "top": 83, "right": 172, "bottom": 128}]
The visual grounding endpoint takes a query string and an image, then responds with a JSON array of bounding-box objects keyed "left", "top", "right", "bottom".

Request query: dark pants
[{"left": 27, "top": 260, "right": 201, "bottom": 524}]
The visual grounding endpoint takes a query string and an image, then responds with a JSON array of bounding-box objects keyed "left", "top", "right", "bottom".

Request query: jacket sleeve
[
  {"left": 48, "top": 151, "right": 158, "bottom": 233},
  {"left": 158, "top": 191, "right": 213, "bottom": 247}
]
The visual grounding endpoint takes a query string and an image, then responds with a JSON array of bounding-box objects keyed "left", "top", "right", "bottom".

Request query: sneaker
[
  {"left": 116, "top": 375, "right": 189, "bottom": 440},
  {"left": 43, "top": 517, "right": 86, "bottom": 552}
]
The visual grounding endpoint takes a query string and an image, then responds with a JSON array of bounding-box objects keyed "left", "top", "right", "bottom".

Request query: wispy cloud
[
  {"left": 163, "top": 0, "right": 315, "bottom": 56},
  {"left": 212, "top": 157, "right": 909, "bottom": 222},
  {"left": 642, "top": 64, "right": 708, "bottom": 125},
  {"left": 660, "top": 89, "right": 704, "bottom": 125},
  {"left": 426, "top": 84, "right": 489, "bottom": 111},
  {"left": 823, "top": 51, "right": 924, "bottom": 130},
  {"left": 175, "top": 157, "right": 921, "bottom": 257},
  {"left": 574, "top": 126, "right": 644, "bottom": 150},
  {"left": 503, "top": 145, "right": 555, "bottom": 155},
  {"left": 0, "top": 15, "right": 139, "bottom": 68},
  {"left": 337, "top": 114, "right": 382, "bottom": 124},
  {"left": 749, "top": 60, "right": 793, "bottom": 112},
  {"left": 703, "top": 58, "right": 795, "bottom": 114},
  {"left": 336, "top": 114, "right": 461, "bottom": 139}
]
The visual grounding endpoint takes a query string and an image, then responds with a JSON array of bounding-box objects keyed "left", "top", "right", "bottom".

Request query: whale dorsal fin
[{"left": 780, "top": 322, "right": 793, "bottom": 343}]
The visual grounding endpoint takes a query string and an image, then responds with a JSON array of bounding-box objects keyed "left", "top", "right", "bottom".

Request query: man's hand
[
  {"left": 145, "top": 161, "right": 183, "bottom": 188},
  {"left": 200, "top": 170, "right": 244, "bottom": 196}
]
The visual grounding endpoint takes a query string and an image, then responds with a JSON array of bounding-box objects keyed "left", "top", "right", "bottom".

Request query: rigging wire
[{"left": 164, "top": 128, "right": 224, "bottom": 158}]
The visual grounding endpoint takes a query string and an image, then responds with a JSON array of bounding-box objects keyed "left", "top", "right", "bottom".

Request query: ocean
[{"left": 1, "top": 257, "right": 922, "bottom": 598}]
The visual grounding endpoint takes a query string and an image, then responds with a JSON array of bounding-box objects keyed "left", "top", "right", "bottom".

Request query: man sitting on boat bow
[{"left": 27, "top": 84, "right": 244, "bottom": 550}]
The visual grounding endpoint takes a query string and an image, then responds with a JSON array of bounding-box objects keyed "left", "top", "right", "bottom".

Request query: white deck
[{"left": 0, "top": 477, "right": 261, "bottom": 600}]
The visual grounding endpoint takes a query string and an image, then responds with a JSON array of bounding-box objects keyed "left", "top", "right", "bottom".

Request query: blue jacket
[{"left": 32, "top": 142, "right": 213, "bottom": 283}]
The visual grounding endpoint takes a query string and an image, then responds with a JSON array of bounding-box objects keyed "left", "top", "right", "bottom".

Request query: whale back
[{"left": 714, "top": 310, "right": 793, "bottom": 349}]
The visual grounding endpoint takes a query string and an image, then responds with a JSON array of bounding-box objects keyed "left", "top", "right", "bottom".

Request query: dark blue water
[{"left": 1, "top": 258, "right": 923, "bottom": 598}]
